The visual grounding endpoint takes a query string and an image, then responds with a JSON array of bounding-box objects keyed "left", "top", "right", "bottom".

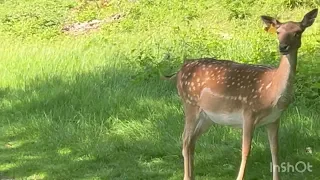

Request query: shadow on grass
[
  {"left": 0, "top": 59, "right": 319, "bottom": 180},
  {"left": 0, "top": 65, "right": 183, "bottom": 180}
]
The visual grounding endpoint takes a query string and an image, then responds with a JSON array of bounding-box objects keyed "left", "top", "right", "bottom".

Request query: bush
[{"left": 0, "top": 0, "right": 76, "bottom": 39}]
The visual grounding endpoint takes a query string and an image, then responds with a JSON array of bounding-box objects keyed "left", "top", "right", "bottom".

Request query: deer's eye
[{"left": 294, "top": 32, "right": 301, "bottom": 37}]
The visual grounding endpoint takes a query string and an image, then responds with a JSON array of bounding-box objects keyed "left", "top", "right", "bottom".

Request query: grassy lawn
[{"left": 0, "top": 0, "right": 319, "bottom": 179}]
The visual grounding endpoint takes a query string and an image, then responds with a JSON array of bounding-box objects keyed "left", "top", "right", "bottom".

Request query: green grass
[{"left": 0, "top": 0, "right": 320, "bottom": 179}]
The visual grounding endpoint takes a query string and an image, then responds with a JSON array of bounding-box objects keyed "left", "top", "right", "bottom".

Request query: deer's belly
[
  {"left": 202, "top": 110, "right": 244, "bottom": 128},
  {"left": 202, "top": 108, "right": 283, "bottom": 128}
]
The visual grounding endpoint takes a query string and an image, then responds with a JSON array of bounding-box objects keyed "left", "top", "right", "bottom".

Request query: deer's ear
[
  {"left": 301, "top": 8, "right": 318, "bottom": 28},
  {"left": 261, "top": 16, "right": 281, "bottom": 33}
]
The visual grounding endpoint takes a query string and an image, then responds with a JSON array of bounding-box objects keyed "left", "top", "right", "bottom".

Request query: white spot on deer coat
[{"left": 266, "top": 82, "right": 272, "bottom": 89}]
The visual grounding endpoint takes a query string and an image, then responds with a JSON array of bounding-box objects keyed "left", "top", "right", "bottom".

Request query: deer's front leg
[
  {"left": 236, "top": 114, "right": 255, "bottom": 180},
  {"left": 267, "top": 119, "right": 280, "bottom": 180}
]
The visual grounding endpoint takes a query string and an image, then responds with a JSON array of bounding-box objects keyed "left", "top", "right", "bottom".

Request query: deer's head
[{"left": 261, "top": 9, "right": 318, "bottom": 55}]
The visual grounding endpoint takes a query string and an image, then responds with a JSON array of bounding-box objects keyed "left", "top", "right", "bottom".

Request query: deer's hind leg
[{"left": 182, "top": 104, "right": 213, "bottom": 180}]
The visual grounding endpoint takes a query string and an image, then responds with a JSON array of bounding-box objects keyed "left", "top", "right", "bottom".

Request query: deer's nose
[{"left": 279, "top": 44, "right": 289, "bottom": 52}]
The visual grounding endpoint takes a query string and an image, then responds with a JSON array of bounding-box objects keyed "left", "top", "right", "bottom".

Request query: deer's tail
[{"left": 159, "top": 70, "right": 177, "bottom": 81}]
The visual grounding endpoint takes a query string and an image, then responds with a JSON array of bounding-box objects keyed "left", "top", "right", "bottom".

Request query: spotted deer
[{"left": 164, "top": 9, "right": 318, "bottom": 180}]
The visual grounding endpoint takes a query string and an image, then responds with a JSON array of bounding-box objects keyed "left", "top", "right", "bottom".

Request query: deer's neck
[
  {"left": 271, "top": 51, "right": 298, "bottom": 105},
  {"left": 281, "top": 51, "right": 297, "bottom": 73},
  {"left": 276, "top": 50, "right": 297, "bottom": 81}
]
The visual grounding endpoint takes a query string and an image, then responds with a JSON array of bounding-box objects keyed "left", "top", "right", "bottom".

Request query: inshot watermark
[{"left": 270, "top": 161, "right": 312, "bottom": 173}]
